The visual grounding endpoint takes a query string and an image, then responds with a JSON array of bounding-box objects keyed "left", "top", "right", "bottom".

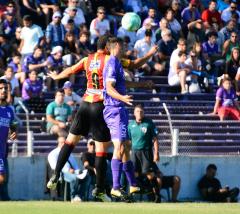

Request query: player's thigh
[
  {"left": 89, "top": 102, "right": 111, "bottom": 142},
  {"left": 69, "top": 101, "right": 90, "bottom": 137}
]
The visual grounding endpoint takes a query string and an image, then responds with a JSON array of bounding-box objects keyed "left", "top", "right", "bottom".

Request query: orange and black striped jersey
[{"left": 70, "top": 52, "right": 131, "bottom": 103}]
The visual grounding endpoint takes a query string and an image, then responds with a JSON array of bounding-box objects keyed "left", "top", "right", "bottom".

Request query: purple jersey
[
  {"left": 0, "top": 106, "right": 14, "bottom": 158},
  {"left": 22, "top": 78, "right": 43, "bottom": 100},
  {"left": 22, "top": 54, "right": 45, "bottom": 73},
  {"left": 103, "top": 56, "right": 126, "bottom": 107},
  {"left": 216, "top": 87, "right": 237, "bottom": 107},
  {"left": 47, "top": 55, "right": 64, "bottom": 73},
  {"left": 8, "top": 61, "right": 18, "bottom": 73}
]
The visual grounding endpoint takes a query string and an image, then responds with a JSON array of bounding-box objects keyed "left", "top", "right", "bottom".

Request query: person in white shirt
[
  {"left": 136, "top": 18, "right": 157, "bottom": 42},
  {"left": 19, "top": 15, "right": 44, "bottom": 59},
  {"left": 62, "top": 6, "right": 85, "bottom": 27},
  {"left": 48, "top": 136, "right": 88, "bottom": 202},
  {"left": 89, "top": 7, "right": 110, "bottom": 45}
]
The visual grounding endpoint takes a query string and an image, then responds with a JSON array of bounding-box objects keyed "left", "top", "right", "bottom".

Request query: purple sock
[
  {"left": 111, "top": 159, "right": 123, "bottom": 190},
  {"left": 122, "top": 161, "right": 137, "bottom": 186}
]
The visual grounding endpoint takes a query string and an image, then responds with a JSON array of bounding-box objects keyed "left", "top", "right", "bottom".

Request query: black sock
[
  {"left": 54, "top": 142, "right": 74, "bottom": 179},
  {"left": 95, "top": 155, "right": 107, "bottom": 193}
]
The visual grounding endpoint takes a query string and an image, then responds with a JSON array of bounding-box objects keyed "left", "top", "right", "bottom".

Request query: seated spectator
[
  {"left": 134, "top": 29, "right": 163, "bottom": 75},
  {"left": 212, "top": 77, "right": 240, "bottom": 120},
  {"left": 221, "top": 1, "right": 240, "bottom": 24},
  {"left": 0, "top": 34, "right": 12, "bottom": 65},
  {"left": 22, "top": 46, "right": 47, "bottom": 76},
  {"left": 46, "top": 89, "right": 72, "bottom": 137},
  {"left": 187, "top": 19, "right": 206, "bottom": 51},
  {"left": 154, "top": 17, "right": 170, "bottom": 43},
  {"left": 170, "top": 0, "right": 182, "bottom": 24},
  {"left": 18, "top": 70, "right": 45, "bottom": 113},
  {"left": 157, "top": 29, "right": 177, "bottom": 74},
  {"left": 0, "top": 66, "right": 20, "bottom": 98},
  {"left": 64, "top": 19, "right": 79, "bottom": 39},
  {"left": 169, "top": 49, "right": 191, "bottom": 94},
  {"left": 181, "top": 0, "right": 201, "bottom": 33},
  {"left": 48, "top": 136, "right": 88, "bottom": 202},
  {"left": 62, "top": 81, "right": 81, "bottom": 113},
  {"left": 201, "top": 0, "right": 222, "bottom": 31},
  {"left": 198, "top": 164, "right": 239, "bottom": 202},
  {"left": 19, "top": 15, "right": 44, "bottom": 60},
  {"left": 8, "top": 51, "right": 25, "bottom": 84},
  {"left": 136, "top": 18, "right": 157, "bottom": 42},
  {"left": 45, "top": 11, "right": 66, "bottom": 49},
  {"left": 165, "top": 8, "right": 182, "bottom": 41},
  {"left": 61, "top": 6, "right": 80, "bottom": 27},
  {"left": 222, "top": 31, "right": 240, "bottom": 61},
  {"left": 89, "top": 7, "right": 110, "bottom": 45},
  {"left": 46, "top": 46, "right": 64, "bottom": 90},
  {"left": 76, "top": 31, "right": 94, "bottom": 58}
]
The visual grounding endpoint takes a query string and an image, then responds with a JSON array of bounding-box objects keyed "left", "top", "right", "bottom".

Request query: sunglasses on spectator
[
  {"left": 7, "top": 5, "right": 14, "bottom": 7},
  {"left": 72, "top": 1, "right": 78, "bottom": 3},
  {"left": 231, "top": 35, "right": 237, "bottom": 38},
  {"left": 89, "top": 142, "right": 95, "bottom": 146},
  {"left": 98, "top": 11, "right": 105, "bottom": 14}
]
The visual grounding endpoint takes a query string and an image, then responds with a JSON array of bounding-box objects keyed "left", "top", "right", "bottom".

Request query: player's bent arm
[
  {"left": 128, "top": 45, "right": 158, "bottom": 69},
  {"left": 106, "top": 81, "right": 133, "bottom": 105}
]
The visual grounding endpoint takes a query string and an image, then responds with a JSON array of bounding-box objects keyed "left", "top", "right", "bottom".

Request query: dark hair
[
  {"left": 207, "top": 164, "right": 217, "bottom": 171},
  {"left": 145, "top": 29, "right": 153, "bottom": 37},
  {"left": 97, "top": 35, "right": 109, "bottom": 50},
  {"left": 207, "top": 31, "right": 218, "bottom": 38},
  {"left": 55, "top": 89, "right": 64, "bottom": 95},
  {"left": 79, "top": 31, "right": 89, "bottom": 38},
  {"left": 178, "top": 38, "right": 186, "bottom": 45},
  {"left": 134, "top": 104, "right": 144, "bottom": 110},
  {"left": 23, "top": 14, "right": 32, "bottom": 21},
  {"left": 0, "top": 79, "right": 8, "bottom": 85},
  {"left": 11, "top": 51, "right": 21, "bottom": 58},
  {"left": 178, "top": 51, "right": 187, "bottom": 57},
  {"left": 222, "top": 77, "right": 232, "bottom": 83}
]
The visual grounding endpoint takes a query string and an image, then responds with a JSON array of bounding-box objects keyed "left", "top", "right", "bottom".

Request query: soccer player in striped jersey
[{"left": 47, "top": 35, "right": 158, "bottom": 202}]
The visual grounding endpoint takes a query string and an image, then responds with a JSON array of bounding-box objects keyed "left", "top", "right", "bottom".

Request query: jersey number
[{"left": 92, "top": 73, "right": 100, "bottom": 89}]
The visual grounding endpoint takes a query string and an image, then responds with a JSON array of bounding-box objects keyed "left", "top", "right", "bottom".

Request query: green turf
[{"left": 0, "top": 202, "right": 239, "bottom": 214}]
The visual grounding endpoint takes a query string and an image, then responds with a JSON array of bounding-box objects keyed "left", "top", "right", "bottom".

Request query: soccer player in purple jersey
[
  {"left": 103, "top": 37, "right": 142, "bottom": 200},
  {"left": 0, "top": 79, "right": 17, "bottom": 185}
]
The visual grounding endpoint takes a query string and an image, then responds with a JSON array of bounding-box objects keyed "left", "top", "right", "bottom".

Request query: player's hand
[
  {"left": 9, "top": 132, "right": 17, "bottom": 140},
  {"left": 148, "top": 45, "right": 158, "bottom": 56},
  {"left": 122, "top": 95, "right": 133, "bottom": 106},
  {"left": 47, "top": 71, "right": 58, "bottom": 80}
]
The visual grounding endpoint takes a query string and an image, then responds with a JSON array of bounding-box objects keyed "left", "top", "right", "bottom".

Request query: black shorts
[
  {"left": 69, "top": 101, "right": 111, "bottom": 142},
  {"left": 131, "top": 150, "right": 155, "bottom": 174}
]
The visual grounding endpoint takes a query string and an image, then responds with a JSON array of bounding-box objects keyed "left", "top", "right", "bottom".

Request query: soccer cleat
[
  {"left": 129, "top": 186, "right": 141, "bottom": 194},
  {"left": 111, "top": 188, "right": 133, "bottom": 202},
  {"left": 47, "top": 174, "right": 58, "bottom": 190},
  {"left": 95, "top": 192, "right": 112, "bottom": 202},
  {"left": 71, "top": 196, "right": 82, "bottom": 203}
]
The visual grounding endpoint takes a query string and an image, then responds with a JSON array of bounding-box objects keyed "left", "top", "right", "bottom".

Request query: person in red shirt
[{"left": 201, "top": 0, "right": 222, "bottom": 30}]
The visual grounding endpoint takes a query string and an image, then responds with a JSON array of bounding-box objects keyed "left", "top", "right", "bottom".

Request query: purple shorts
[
  {"left": 0, "top": 157, "right": 6, "bottom": 175},
  {"left": 103, "top": 106, "right": 129, "bottom": 142}
]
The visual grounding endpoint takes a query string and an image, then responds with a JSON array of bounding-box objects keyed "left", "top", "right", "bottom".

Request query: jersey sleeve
[
  {"left": 105, "top": 59, "right": 117, "bottom": 82},
  {"left": 216, "top": 88, "right": 223, "bottom": 100},
  {"left": 70, "top": 57, "right": 87, "bottom": 74}
]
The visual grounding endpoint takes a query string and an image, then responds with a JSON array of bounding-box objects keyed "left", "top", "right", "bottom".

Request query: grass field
[{"left": 0, "top": 202, "right": 240, "bottom": 214}]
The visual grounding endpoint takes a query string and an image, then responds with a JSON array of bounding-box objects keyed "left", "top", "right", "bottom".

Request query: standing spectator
[
  {"left": 62, "top": 81, "right": 81, "bottom": 113},
  {"left": 46, "top": 11, "right": 66, "bottom": 49},
  {"left": 201, "top": 0, "right": 222, "bottom": 31},
  {"left": 212, "top": 77, "right": 240, "bottom": 120},
  {"left": 198, "top": 164, "right": 239, "bottom": 202},
  {"left": 134, "top": 29, "right": 163, "bottom": 75},
  {"left": 46, "top": 89, "right": 72, "bottom": 137},
  {"left": 128, "top": 104, "right": 160, "bottom": 202},
  {"left": 89, "top": 7, "right": 110, "bottom": 45},
  {"left": 221, "top": 0, "right": 240, "bottom": 24},
  {"left": 19, "top": 70, "right": 44, "bottom": 113},
  {"left": 48, "top": 136, "right": 88, "bottom": 202},
  {"left": 0, "top": 79, "right": 17, "bottom": 200},
  {"left": 19, "top": 15, "right": 44, "bottom": 60}
]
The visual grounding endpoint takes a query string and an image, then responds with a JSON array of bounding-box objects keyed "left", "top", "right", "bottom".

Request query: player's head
[
  {"left": 206, "top": 164, "right": 217, "bottom": 178},
  {"left": 97, "top": 35, "right": 109, "bottom": 52},
  {"left": 0, "top": 79, "right": 8, "bottom": 103},
  {"left": 107, "top": 37, "right": 124, "bottom": 57},
  {"left": 134, "top": 104, "right": 144, "bottom": 122}
]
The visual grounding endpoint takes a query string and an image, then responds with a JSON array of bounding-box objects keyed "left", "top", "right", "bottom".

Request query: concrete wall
[{"left": 6, "top": 155, "right": 240, "bottom": 200}]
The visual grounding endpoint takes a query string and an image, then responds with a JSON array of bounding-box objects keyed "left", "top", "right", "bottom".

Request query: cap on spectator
[
  {"left": 190, "top": 0, "right": 199, "bottom": 5},
  {"left": 51, "top": 46, "right": 63, "bottom": 54},
  {"left": 23, "top": 14, "right": 32, "bottom": 21},
  {"left": 52, "top": 11, "right": 62, "bottom": 19},
  {"left": 68, "top": 6, "right": 77, "bottom": 11},
  {"left": 144, "top": 18, "right": 157, "bottom": 26},
  {"left": 62, "top": 81, "right": 72, "bottom": 89}
]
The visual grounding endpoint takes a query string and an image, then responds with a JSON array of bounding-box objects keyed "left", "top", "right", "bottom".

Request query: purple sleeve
[
  {"left": 106, "top": 58, "right": 117, "bottom": 82},
  {"left": 216, "top": 87, "right": 223, "bottom": 100}
]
